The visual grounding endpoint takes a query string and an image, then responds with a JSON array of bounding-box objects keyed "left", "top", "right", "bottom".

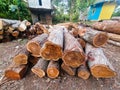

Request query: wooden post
[
  {"left": 31, "top": 58, "right": 49, "bottom": 78},
  {"left": 86, "top": 43, "right": 116, "bottom": 78},
  {"left": 62, "top": 32, "right": 85, "bottom": 68}
]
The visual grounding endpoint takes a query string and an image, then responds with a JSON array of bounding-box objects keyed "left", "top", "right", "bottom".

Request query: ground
[{"left": 0, "top": 39, "right": 120, "bottom": 90}]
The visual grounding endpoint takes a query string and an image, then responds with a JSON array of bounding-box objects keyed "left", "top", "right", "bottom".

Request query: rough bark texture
[
  {"left": 47, "top": 61, "right": 59, "bottom": 79},
  {"left": 26, "top": 34, "right": 48, "bottom": 57},
  {"left": 108, "top": 33, "right": 120, "bottom": 42},
  {"left": 61, "top": 63, "right": 76, "bottom": 76},
  {"left": 81, "top": 27, "right": 108, "bottom": 47},
  {"left": 86, "top": 43, "right": 116, "bottom": 78},
  {"left": 92, "top": 20, "right": 120, "bottom": 34},
  {"left": 108, "top": 40, "right": 120, "bottom": 47},
  {"left": 77, "top": 65, "right": 90, "bottom": 80},
  {"left": 62, "top": 32, "right": 85, "bottom": 68},
  {"left": 40, "top": 26, "right": 64, "bottom": 61},
  {"left": 77, "top": 38, "right": 86, "bottom": 49},
  {"left": 5, "top": 63, "right": 28, "bottom": 80},
  {"left": 31, "top": 58, "right": 49, "bottom": 78}
]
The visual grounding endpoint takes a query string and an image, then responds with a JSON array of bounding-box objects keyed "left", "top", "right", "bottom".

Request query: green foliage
[{"left": 0, "top": 0, "right": 31, "bottom": 21}]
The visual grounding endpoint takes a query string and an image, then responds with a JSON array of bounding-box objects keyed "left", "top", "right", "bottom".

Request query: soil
[{"left": 0, "top": 39, "right": 120, "bottom": 90}]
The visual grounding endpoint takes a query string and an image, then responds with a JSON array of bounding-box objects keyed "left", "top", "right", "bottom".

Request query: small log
[
  {"left": 8, "top": 26, "right": 15, "bottom": 33},
  {"left": 0, "top": 20, "right": 3, "bottom": 30},
  {"left": 12, "top": 30, "right": 19, "bottom": 37},
  {"left": 5, "top": 63, "right": 28, "bottom": 80},
  {"left": 28, "top": 56, "right": 39, "bottom": 65},
  {"left": 40, "top": 26, "right": 64, "bottom": 60},
  {"left": 13, "top": 47, "right": 29, "bottom": 65},
  {"left": 81, "top": 27, "right": 108, "bottom": 47},
  {"left": 77, "top": 65, "right": 90, "bottom": 80},
  {"left": 108, "top": 33, "right": 120, "bottom": 42},
  {"left": 18, "top": 20, "right": 27, "bottom": 32},
  {"left": 61, "top": 63, "right": 76, "bottom": 76},
  {"left": 26, "top": 33, "right": 48, "bottom": 57},
  {"left": 77, "top": 38, "right": 86, "bottom": 49},
  {"left": 108, "top": 40, "right": 120, "bottom": 47},
  {"left": 47, "top": 61, "right": 59, "bottom": 79},
  {"left": 62, "top": 32, "right": 85, "bottom": 68},
  {"left": 86, "top": 43, "right": 116, "bottom": 78},
  {"left": 31, "top": 58, "right": 49, "bottom": 78}
]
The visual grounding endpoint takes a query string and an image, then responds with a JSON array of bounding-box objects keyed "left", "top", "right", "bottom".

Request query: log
[
  {"left": 18, "top": 20, "right": 27, "bottom": 32},
  {"left": 92, "top": 20, "right": 120, "bottom": 34},
  {"left": 5, "top": 63, "right": 28, "bottom": 80},
  {"left": 108, "top": 33, "right": 120, "bottom": 42},
  {"left": 47, "top": 61, "right": 59, "bottom": 79},
  {"left": 69, "top": 28, "right": 78, "bottom": 37},
  {"left": 12, "top": 30, "right": 19, "bottom": 37},
  {"left": 31, "top": 58, "right": 49, "bottom": 78},
  {"left": 62, "top": 32, "right": 85, "bottom": 68},
  {"left": 28, "top": 56, "right": 39, "bottom": 65},
  {"left": 0, "top": 35, "right": 3, "bottom": 40},
  {"left": 0, "top": 20, "right": 3, "bottom": 30},
  {"left": 81, "top": 27, "right": 108, "bottom": 47},
  {"left": 40, "top": 26, "right": 64, "bottom": 60},
  {"left": 8, "top": 26, "right": 15, "bottom": 33},
  {"left": 77, "top": 38, "right": 86, "bottom": 49},
  {"left": 77, "top": 65, "right": 90, "bottom": 80},
  {"left": 86, "top": 43, "right": 116, "bottom": 78},
  {"left": 108, "top": 40, "right": 120, "bottom": 47},
  {"left": 0, "top": 30, "right": 3, "bottom": 35},
  {"left": 78, "top": 25, "right": 87, "bottom": 36},
  {"left": 61, "top": 63, "right": 76, "bottom": 76},
  {"left": 26, "top": 33, "right": 48, "bottom": 57},
  {"left": 13, "top": 47, "right": 29, "bottom": 65}
]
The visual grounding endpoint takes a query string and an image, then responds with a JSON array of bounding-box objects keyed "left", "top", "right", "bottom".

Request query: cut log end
[
  {"left": 91, "top": 65, "right": 116, "bottom": 78},
  {"left": 31, "top": 68, "right": 45, "bottom": 78},
  {"left": 62, "top": 51, "right": 85, "bottom": 68},
  {"left": 47, "top": 68, "right": 59, "bottom": 79},
  {"left": 93, "top": 33, "right": 108, "bottom": 47},
  {"left": 13, "top": 54, "right": 28, "bottom": 65},
  {"left": 78, "top": 71, "right": 90, "bottom": 80},
  {"left": 26, "top": 42, "right": 41, "bottom": 57},
  {"left": 40, "top": 42, "right": 62, "bottom": 60}
]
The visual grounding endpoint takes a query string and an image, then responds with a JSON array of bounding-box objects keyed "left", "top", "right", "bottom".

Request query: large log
[
  {"left": 40, "top": 26, "right": 64, "bottom": 60},
  {"left": 31, "top": 58, "right": 49, "bottom": 78},
  {"left": 108, "top": 33, "right": 120, "bottom": 42},
  {"left": 47, "top": 61, "right": 59, "bottom": 79},
  {"left": 92, "top": 20, "right": 120, "bottom": 34},
  {"left": 13, "top": 47, "right": 29, "bottom": 65},
  {"left": 61, "top": 63, "right": 76, "bottom": 76},
  {"left": 86, "top": 43, "right": 116, "bottom": 78},
  {"left": 62, "top": 32, "right": 85, "bottom": 68},
  {"left": 77, "top": 65, "right": 90, "bottom": 80},
  {"left": 81, "top": 27, "right": 108, "bottom": 47},
  {"left": 5, "top": 63, "right": 28, "bottom": 80},
  {"left": 26, "top": 34, "right": 48, "bottom": 57}
]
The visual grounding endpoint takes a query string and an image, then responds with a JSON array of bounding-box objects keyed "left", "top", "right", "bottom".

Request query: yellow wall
[{"left": 99, "top": 2, "right": 116, "bottom": 20}]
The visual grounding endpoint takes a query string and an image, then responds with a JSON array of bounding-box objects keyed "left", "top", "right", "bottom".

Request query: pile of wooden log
[{"left": 4, "top": 22, "right": 117, "bottom": 80}]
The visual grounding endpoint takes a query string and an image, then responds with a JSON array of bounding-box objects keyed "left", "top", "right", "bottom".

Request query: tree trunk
[
  {"left": 77, "top": 38, "right": 86, "bottom": 49},
  {"left": 61, "top": 63, "right": 76, "bottom": 76},
  {"left": 26, "top": 33, "right": 48, "bottom": 57},
  {"left": 86, "top": 43, "right": 116, "bottom": 78},
  {"left": 77, "top": 65, "right": 90, "bottom": 80},
  {"left": 31, "top": 58, "right": 49, "bottom": 78},
  {"left": 81, "top": 27, "right": 108, "bottom": 47},
  {"left": 13, "top": 47, "right": 29, "bottom": 65},
  {"left": 108, "top": 33, "right": 120, "bottom": 42},
  {"left": 5, "top": 63, "right": 28, "bottom": 80},
  {"left": 108, "top": 40, "right": 120, "bottom": 47},
  {"left": 92, "top": 20, "right": 120, "bottom": 34},
  {"left": 62, "top": 32, "right": 85, "bottom": 68},
  {"left": 47, "top": 61, "right": 59, "bottom": 79},
  {"left": 40, "top": 26, "right": 64, "bottom": 61}
]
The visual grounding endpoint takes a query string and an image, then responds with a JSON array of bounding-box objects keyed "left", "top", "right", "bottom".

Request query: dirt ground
[{"left": 0, "top": 39, "right": 120, "bottom": 90}]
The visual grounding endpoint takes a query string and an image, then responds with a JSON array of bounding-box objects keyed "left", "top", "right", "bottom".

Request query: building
[
  {"left": 87, "top": 0, "right": 120, "bottom": 20},
  {"left": 27, "top": 0, "right": 53, "bottom": 24}
]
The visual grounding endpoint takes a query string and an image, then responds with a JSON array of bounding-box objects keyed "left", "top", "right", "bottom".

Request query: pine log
[
  {"left": 77, "top": 65, "right": 90, "bottom": 80},
  {"left": 108, "top": 40, "right": 120, "bottom": 47},
  {"left": 5, "top": 63, "right": 28, "bottom": 80},
  {"left": 81, "top": 27, "right": 108, "bottom": 47},
  {"left": 0, "top": 20, "right": 3, "bottom": 30},
  {"left": 13, "top": 47, "right": 29, "bottom": 65},
  {"left": 47, "top": 61, "right": 59, "bottom": 79},
  {"left": 108, "top": 33, "right": 120, "bottom": 42},
  {"left": 40, "top": 26, "right": 64, "bottom": 60},
  {"left": 31, "top": 58, "right": 49, "bottom": 78},
  {"left": 86, "top": 43, "right": 116, "bottom": 78},
  {"left": 92, "top": 20, "right": 120, "bottom": 34},
  {"left": 12, "top": 30, "right": 19, "bottom": 37},
  {"left": 28, "top": 56, "right": 39, "bottom": 65},
  {"left": 61, "top": 63, "right": 76, "bottom": 76},
  {"left": 77, "top": 38, "right": 86, "bottom": 49},
  {"left": 62, "top": 32, "right": 85, "bottom": 68}
]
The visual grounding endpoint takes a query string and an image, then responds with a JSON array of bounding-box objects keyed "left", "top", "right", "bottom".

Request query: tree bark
[
  {"left": 40, "top": 26, "right": 64, "bottom": 61},
  {"left": 77, "top": 65, "right": 90, "bottom": 80},
  {"left": 61, "top": 63, "right": 76, "bottom": 76},
  {"left": 5, "top": 63, "right": 28, "bottom": 80},
  {"left": 26, "top": 33, "right": 48, "bottom": 57},
  {"left": 31, "top": 58, "right": 49, "bottom": 78},
  {"left": 86, "top": 43, "right": 116, "bottom": 78},
  {"left": 81, "top": 27, "right": 108, "bottom": 47},
  {"left": 108, "top": 40, "right": 120, "bottom": 47},
  {"left": 108, "top": 33, "right": 120, "bottom": 42},
  {"left": 47, "top": 61, "right": 59, "bottom": 79},
  {"left": 62, "top": 32, "right": 85, "bottom": 68}
]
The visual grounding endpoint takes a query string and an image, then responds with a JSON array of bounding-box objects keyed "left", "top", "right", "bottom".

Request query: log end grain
[
  {"left": 40, "top": 41, "right": 62, "bottom": 61},
  {"left": 78, "top": 70, "right": 90, "bottom": 80},
  {"left": 91, "top": 65, "right": 116, "bottom": 78},
  {"left": 47, "top": 68, "right": 59, "bottom": 79}
]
